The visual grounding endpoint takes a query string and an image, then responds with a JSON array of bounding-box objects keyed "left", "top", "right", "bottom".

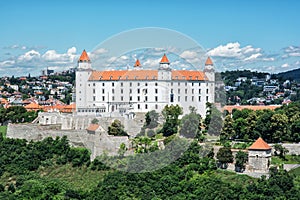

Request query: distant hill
[{"left": 276, "top": 68, "right": 300, "bottom": 81}]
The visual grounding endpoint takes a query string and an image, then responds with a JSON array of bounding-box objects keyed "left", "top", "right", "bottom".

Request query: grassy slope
[{"left": 38, "top": 164, "right": 107, "bottom": 191}]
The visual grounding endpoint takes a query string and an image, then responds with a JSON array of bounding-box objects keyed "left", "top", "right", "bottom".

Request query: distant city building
[
  {"left": 75, "top": 50, "right": 215, "bottom": 117},
  {"left": 41, "top": 68, "right": 54, "bottom": 76}
]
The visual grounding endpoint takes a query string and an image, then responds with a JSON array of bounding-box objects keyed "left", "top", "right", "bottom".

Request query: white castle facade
[{"left": 75, "top": 50, "right": 215, "bottom": 117}]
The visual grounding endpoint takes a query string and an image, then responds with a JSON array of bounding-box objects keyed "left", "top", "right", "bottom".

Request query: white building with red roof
[
  {"left": 75, "top": 50, "right": 215, "bottom": 117},
  {"left": 248, "top": 137, "right": 272, "bottom": 172}
]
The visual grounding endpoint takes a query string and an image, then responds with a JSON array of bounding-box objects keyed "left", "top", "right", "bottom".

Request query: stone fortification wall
[{"left": 7, "top": 123, "right": 130, "bottom": 160}]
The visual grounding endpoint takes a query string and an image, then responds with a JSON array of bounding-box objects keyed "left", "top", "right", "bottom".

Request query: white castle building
[{"left": 75, "top": 50, "right": 215, "bottom": 117}]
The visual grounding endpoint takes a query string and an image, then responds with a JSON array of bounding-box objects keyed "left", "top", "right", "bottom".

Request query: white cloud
[
  {"left": 281, "top": 63, "right": 289, "bottom": 68},
  {"left": 207, "top": 42, "right": 242, "bottom": 58},
  {"left": 17, "top": 50, "right": 41, "bottom": 62},
  {"left": 244, "top": 53, "right": 262, "bottom": 61},
  {"left": 0, "top": 60, "right": 15, "bottom": 67},
  {"left": 42, "top": 47, "right": 77, "bottom": 63}
]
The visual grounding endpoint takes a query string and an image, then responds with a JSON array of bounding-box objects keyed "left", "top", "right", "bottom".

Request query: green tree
[
  {"left": 273, "top": 144, "right": 289, "bottom": 159},
  {"left": 160, "top": 105, "right": 183, "bottom": 137},
  {"left": 234, "top": 150, "right": 248, "bottom": 172},
  {"left": 118, "top": 143, "right": 127, "bottom": 157},
  {"left": 220, "top": 115, "right": 235, "bottom": 142},
  {"left": 216, "top": 147, "right": 233, "bottom": 169},
  {"left": 108, "top": 120, "right": 128, "bottom": 136},
  {"left": 180, "top": 107, "right": 202, "bottom": 139},
  {"left": 145, "top": 110, "right": 159, "bottom": 129}
]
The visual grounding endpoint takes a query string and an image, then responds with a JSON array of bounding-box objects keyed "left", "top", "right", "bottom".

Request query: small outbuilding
[{"left": 248, "top": 137, "right": 272, "bottom": 172}]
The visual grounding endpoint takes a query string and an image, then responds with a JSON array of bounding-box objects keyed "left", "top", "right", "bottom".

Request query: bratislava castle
[{"left": 75, "top": 50, "right": 215, "bottom": 117}]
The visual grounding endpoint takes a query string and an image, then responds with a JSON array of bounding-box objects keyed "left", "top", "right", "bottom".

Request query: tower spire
[{"left": 78, "top": 49, "right": 90, "bottom": 63}]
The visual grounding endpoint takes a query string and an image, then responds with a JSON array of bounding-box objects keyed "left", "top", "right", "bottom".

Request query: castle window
[
  {"left": 206, "top": 89, "right": 209, "bottom": 94},
  {"left": 170, "top": 94, "right": 174, "bottom": 102},
  {"left": 121, "top": 96, "right": 124, "bottom": 101},
  {"left": 171, "top": 89, "right": 173, "bottom": 93},
  {"left": 171, "top": 82, "right": 173, "bottom": 86},
  {"left": 130, "top": 96, "right": 132, "bottom": 101},
  {"left": 206, "top": 96, "right": 209, "bottom": 102},
  {"left": 138, "top": 83, "right": 140, "bottom": 86},
  {"left": 93, "top": 96, "right": 96, "bottom": 101},
  {"left": 112, "top": 82, "right": 114, "bottom": 86},
  {"left": 178, "top": 89, "right": 180, "bottom": 94},
  {"left": 112, "top": 89, "right": 115, "bottom": 94},
  {"left": 192, "top": 96, "right": 194, "bottom": 101},
  {"left": 138, "top": 89, "right": 140, "bottom": 94},
  {"left": 102, "top": 96, "right": 105, "bottom": 101},
  {"left": 121, "top": 82, "right": 123, "bottom": 87},
  {"left": 130, "top": 82, "right": 132, "bottom": 87},
  {"left": 88, "top": 84, "right": 90, "bottom": 86},
  {"left": 199, "top": 89, "right": 201, "bottom": 94},
  {"left": 178, "top": 82, "right": 180, "bottom": 86},
  {"left": 199, "top": 83, "right": 201, "bottom": 86},
  {"left": 145, "top": 82, "right": 148, "bottom": 86},
  {"left": 145, "top": 104, "right": 148, "bottom": 109},
  {"left": 93, "top": 89, "right": 95, "bottom": 94},
  {"left": 155, "top": 89, "right": 158, "bottom": 94},
  {"left": 112, "top": 96, "right": 115, "bottom": 101},
  {"left": 93, "top": 83, "right": 95, "bottom": 86},
  {"left": 130, "top": 89, "right": 132, "bottom": 94},
  {"left": 192, "top": 89, "right": 194, "bottom": 94},
  {"left": 138, "top": 96, "right": 140, "bottom": 101},
  {"left": 155, "top": 82, "right": 158, "bottom": 86},
  {"left": 185, "top": 96, "right": 187, "bottom": 101},
  {"left": 198, "top": 96, "right": 201, "bottom": 102},
  {"left": 145, "top": 96, "right": 148, "bottom": 101},
  {"left": 178, "top": 96, "right": 180, "bottom": 102},
  {"left": 121, "top": 89, "right": 123, "bottom": 94},
  {"left": 185, "top": 82, "right": 187, "bottom": 86},
  {"left": 155, "top": 96, "right": 158, "bottom": 102},
  {"left": 155, "top": 104, "right": 158, "bottom": 109},
  {"left": 138, "top": 104, "right": 140, "bottom": 109},
  {"left": 185, "top": 89, "right": 187, "bottom": 94},
  {"left": 102, "top": 89, "right": 105, "bottom": 93},
  {"left": 102, "top": 83, "right": 105, "bottom": 86}
]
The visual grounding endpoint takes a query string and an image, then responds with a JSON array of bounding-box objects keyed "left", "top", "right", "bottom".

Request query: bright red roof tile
[{"left": 248, "top": 137, "right": 271, "bottom": 150}]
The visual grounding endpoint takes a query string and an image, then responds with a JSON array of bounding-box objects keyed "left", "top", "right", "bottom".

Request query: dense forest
[
  {"left": 222, "top": 102, "right": 300, "bottom": 143},
  {"left": 0, "top": 134, "right": 299, "bottom": 199}
]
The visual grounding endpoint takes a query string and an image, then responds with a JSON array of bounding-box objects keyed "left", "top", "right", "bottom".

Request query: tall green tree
[
  {"left": 108, "top": 120, "right": 128, "bottom": 136},
  {"left": 234, "top": 150, "right": 248, "bottom": 172},
  {"left": 216, "top": 147, "right": 233, "bottom": 169},
  {"left": 220, "top": 115, "right": 235, "bottom": 142},
  {"left": 160, "top": 105, "right": 183, "bottom": 137}
]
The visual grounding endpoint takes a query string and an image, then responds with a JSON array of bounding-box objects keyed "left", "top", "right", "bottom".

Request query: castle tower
[
  {"left": 76, "top": 50, "right": 93, "bottom": 113},
  {"left": 77, "top": 49, "right": 91, "bottom": 70},
  {"left": 204, "top": 57, "right": 215, "bottom": 82},
  {"left": 133, "top": 59, "right": 142, "bottom": 70},
  {"left": 158, "top": 54, "right": 171, "bottom": 80},
  {"left": 248, "top": 137, "right": 272, "bottom": 172}
]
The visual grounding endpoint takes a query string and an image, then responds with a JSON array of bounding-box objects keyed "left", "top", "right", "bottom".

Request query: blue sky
[{"left": 1, "top": 0, "right": 300, "bottom": 76}]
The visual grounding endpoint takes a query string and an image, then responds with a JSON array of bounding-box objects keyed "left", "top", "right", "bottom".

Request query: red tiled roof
[
  {"left": 88, "top": 70, "right": 207, "bottom": 81},
  {"left": 86, "top": 124, "right": 100, "bottom": 131},
  {"left": 223, "top": 105, "right": 281, "bottom": 113},
  {"left": 134, "top": 59, "right": 141, "bottom": 67},
  {"left": 160, "top": 54, "right": 169, "bottom": 63},
  {"left": 248, "top": 137, "right": 271, "bottom": 150},
  {"left": 205, "top": 57, "right": 213, "bottom": 65},
  {"left": 78, "top": 50, "right": 90, "bottom": 62}
]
